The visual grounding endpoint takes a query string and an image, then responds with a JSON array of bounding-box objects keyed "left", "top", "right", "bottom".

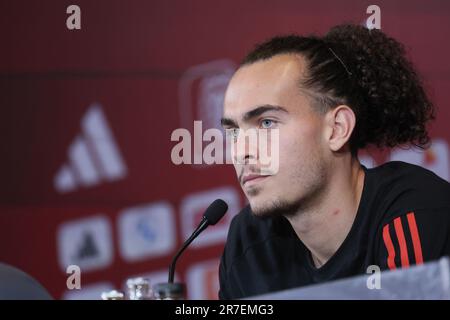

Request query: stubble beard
[{"left": 247, "top": 158, "right": 328, "bottom": 220}]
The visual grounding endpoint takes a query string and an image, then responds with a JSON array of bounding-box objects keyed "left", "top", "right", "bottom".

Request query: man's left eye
[{"left": 261, "top": 119, "right": 274, "bottom": 129}]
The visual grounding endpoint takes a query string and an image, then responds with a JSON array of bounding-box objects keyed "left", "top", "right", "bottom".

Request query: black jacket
[{"left": 219, "top": 161, "right": 450, "bottom": 299}]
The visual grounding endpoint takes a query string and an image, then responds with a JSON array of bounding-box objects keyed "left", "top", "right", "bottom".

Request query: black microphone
[{"left": 168, "top": 199, "right": 228, "bottom": 283}]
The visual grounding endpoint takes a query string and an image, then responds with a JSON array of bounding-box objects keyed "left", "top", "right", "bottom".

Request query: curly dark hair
[{"left": 241, "top": 24, "right": 435, "bottom": 155}]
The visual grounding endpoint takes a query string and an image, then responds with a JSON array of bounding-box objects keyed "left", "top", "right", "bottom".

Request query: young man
[{"left": 218, "top": 24, "right": 450, "bottom": 299}]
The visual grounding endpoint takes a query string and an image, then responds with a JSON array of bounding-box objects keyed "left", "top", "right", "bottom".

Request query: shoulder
[{"left": 367, "top": 161, "right": 450, "bottom": 218}]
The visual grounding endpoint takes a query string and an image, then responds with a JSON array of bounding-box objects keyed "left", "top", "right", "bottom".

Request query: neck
[{"left": 284, "top": 156, "right": 365, "bottom": 268}]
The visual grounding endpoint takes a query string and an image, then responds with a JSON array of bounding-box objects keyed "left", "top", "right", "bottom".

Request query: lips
[{"left": 242, "top": 174, "right": 269, "bottom": 186}]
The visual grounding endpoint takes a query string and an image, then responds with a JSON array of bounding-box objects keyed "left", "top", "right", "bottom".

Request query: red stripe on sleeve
[
  {"left": 406, "top": 212, "right": 424, "bottom": 265},
  {"left": 382, "top": 224, "right": 396, "bottom": 270},
  {"left": 394, "top": 217, "right": 410, "bottom": 268}
]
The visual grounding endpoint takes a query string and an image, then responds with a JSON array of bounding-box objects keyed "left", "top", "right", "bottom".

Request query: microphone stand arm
[{"left": 168, "top": 217, "right": 209, "bottom": 283}]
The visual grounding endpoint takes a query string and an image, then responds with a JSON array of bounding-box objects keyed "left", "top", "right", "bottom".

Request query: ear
[{"left": 324, "top": 105, "right": 356, "bottom": 152}]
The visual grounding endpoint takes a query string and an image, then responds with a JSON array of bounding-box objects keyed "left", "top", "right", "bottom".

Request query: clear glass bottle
[
  {"left": 126, "top": 277, "right": 153, "bottom": 300},
  {"left": 101, "top": 290, "right": 125, "bottom": 300}
]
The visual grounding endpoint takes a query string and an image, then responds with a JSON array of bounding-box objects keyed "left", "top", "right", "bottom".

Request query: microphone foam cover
[{"left": 204, "top": 199, "right": 228, "bottom": 225}]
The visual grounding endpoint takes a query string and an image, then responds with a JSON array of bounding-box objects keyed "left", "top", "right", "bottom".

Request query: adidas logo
[{"left": 54, "top": 103, "right": 127, "bottom": 193}]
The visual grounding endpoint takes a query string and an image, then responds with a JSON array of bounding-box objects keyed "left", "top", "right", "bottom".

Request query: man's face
[{"left": 222, "top": 54, "right": 330, "bottom": 217}]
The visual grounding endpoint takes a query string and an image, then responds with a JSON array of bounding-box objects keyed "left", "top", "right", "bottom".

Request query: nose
[{"left": 232, "top": 129, "right": 258, "bottom": 165}]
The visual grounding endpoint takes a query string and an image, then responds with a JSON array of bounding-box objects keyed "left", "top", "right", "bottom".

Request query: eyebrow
[{"left": 221, "top": 104, "right": 288, "bottom": 127}]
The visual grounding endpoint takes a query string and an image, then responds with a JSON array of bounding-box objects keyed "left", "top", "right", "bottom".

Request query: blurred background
[{"left": 0, "top": 0, "right": 449, "bottom": 299}]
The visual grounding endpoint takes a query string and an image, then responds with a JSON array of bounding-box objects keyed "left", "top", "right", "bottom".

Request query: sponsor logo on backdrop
[
  {"left": 63, "top": 282, "right": 114, "bottom": 300},
  {"left": 54, "top": 103, "right": 127, "bottom": 193},
  {"left": 389, "top": 138, "right": 449, "bottom": 181},
  {"left": 178, "top": 59, "right": 237, "bottom": 168},
  {"left": 180, "top": 186, "right": 240, "bottom": 248},
  {"left": 118, "top": 202, "right": 176, "bottom": 262},
  {"left": 57, "top": 215, "right": 114, "bottom": 272},
  {"left": 185, "top": 260, "right": 220, "bottom": 300}
]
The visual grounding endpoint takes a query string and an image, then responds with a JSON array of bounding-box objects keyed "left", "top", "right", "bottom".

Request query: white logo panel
[
  {"left": 57, "top": 215, "right": 114, "bottom": 273},
  {"left": 118, "top": 202, "right": 176, "bottom": 262}
]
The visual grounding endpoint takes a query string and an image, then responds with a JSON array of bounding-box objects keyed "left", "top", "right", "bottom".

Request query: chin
[
  {"left": 248, "top": 196, "right": 281, "bottom": 219},
  {"left": 250, "top": 204, "right": 280, "bottom": 219},
  {"left": 248, "top": 194, "right": 303, "bottom": 219}
]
